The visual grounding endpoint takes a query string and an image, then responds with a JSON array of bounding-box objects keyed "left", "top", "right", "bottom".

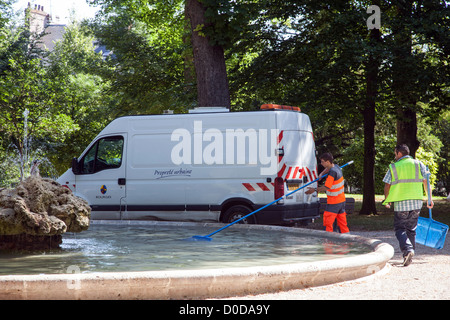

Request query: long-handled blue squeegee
[{"left": 189, "top": 160, "right": 354, "bottom": 241}]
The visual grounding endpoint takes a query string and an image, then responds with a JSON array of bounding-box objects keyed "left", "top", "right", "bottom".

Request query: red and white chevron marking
[
  {"left": 242, "top": 130, "right": 317, "bottom": 192},
  {"left": 276, "top": 130, "right": 317, "bottom": 182},
  {"left": 242, "top": 182, "right": 274, "bottom": 192}
]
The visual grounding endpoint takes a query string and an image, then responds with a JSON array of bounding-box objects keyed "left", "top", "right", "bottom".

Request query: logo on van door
[
  {"left": 96, "top": 185, "right": 112, "bottom": 199},
  {"left": 170, "top": 121, "right": 279, "bottom": 175}
]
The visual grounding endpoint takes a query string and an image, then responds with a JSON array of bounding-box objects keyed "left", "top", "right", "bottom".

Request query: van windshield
[{"left": 80, "top": 136, "right": 124, "bottom": 174}]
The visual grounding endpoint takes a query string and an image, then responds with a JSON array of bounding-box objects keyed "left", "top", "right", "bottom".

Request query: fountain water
[
  {"left": 0, "top": 221, "right": 394, "bottom": 299},
  {"left": 0, "top": 222, "right": 370, "bottom": 274}
]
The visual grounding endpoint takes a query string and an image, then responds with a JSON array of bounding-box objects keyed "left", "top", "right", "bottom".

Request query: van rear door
[
  {"left": 276, "top": 112, "right": 317, "bottom": 204},
  {"left": 74, "top": 134, "right": 127, "bottom": 219},
  {"left": 281, "top": 131, "right": 317, "bottom": 198}
]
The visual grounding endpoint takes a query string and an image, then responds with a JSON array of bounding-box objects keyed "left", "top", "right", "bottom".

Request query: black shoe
[{"left": 402, "top": 251, "right": 414, "bottom": 267}]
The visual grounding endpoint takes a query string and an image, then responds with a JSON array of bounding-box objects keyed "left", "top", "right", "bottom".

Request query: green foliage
[
  {"left": 342, "top": 111, "right": 444, "bottom": 194},
  {"left": 342, "top": 129, "right": 396, "bottom": 194},
  {"left": 433, "top": 110, "right": 450, "bottom": 194},
  {"left": 416, "top": 114, "right": 443, "bottom": 191},
  {"left": 416, "top": 147, "right": 438, "bottom": 189},
  {"left": 0, "top": 0, "right": 448, "bottom": 198},
  {"left": 0, "top": 22, "right": 79, "bottom": 179},
  {"left": 87, "top": 2, "right": 195, "bottom": 115},
  {"left": 0, "top": 8, "right": 111, "bottom": 182},
  {"left": 48, "top": 20, "right": 103, "bottom": 75},
  {"left": 224, "top": 0, "right": 449, "bottom": 196},
  {"left": 88, "top": 2, "right": 232, "bottom": 109},
  {"left": 45, "top": 21, "right": 113, "bottom": 174}
]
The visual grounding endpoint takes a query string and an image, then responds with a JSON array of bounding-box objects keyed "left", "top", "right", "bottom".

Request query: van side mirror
[{"left": 72, "top": 157, "right": 81, "bottom": 175}]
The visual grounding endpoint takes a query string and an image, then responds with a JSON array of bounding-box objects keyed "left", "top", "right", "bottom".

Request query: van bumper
[{"left": 254, "top": 202, "right": 320, "bottom": 225}]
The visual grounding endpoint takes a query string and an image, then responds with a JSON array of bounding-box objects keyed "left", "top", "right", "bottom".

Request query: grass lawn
[{"left": 307, "top": 195, "right": 450, "bottom": 232}]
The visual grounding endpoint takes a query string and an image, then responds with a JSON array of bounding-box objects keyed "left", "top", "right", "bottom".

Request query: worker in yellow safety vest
[{"left": 382, "top": 144, "right": 433, "bottom": 266}]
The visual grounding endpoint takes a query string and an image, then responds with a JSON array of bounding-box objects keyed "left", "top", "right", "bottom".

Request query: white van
[{"left": 57, "top": 105, "right": 320, "bottom": 225}]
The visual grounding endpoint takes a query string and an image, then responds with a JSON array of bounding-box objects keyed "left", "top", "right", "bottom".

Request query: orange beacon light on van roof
[{"left": 261, "top": 104, "right": 301, "bottom": 112}]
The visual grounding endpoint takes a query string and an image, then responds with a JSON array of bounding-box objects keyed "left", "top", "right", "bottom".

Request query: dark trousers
[{"left": 394, "top": 210, "right": 420, "bottom": 256}]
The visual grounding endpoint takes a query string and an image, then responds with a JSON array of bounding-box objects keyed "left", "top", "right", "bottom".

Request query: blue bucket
[
  {"left": 416, "top": 168, "right": 449, "bottom": 250},
  {"left": 416, "top": 216, "right": 449, "bottom": 250}
]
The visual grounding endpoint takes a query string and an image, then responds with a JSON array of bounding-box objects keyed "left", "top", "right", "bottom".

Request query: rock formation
[{"left": 0, "top": 176, "right": 90, "bottom": 250}]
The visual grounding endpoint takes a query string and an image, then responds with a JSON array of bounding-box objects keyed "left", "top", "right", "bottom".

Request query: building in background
[
  {"left": 26, "top": 2, "right": 65, "bottom": 51},
  {"left": 26, "top": 2, "right": 110, "bottom": 57}
]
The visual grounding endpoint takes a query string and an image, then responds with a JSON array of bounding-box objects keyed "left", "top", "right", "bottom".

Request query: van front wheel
[{"left": 222, "top": 205, "right": 255, "bottom": 224}]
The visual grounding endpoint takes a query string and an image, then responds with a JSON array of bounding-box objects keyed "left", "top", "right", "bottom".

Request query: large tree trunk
[
  {"left": 392, "top": 1, "right": 419, "bottom": 157},
  {"left": 396, "top": 107, "right": 419, "bottom": 157},
  {"left": 360, "top": 26, "right": 380, "bottom": 215},
  {"left": 360, "top": 88, "right": 377, "bottom": 215},
  {"left": 185, "top": 0, "right": 231, "bottom": 109}
]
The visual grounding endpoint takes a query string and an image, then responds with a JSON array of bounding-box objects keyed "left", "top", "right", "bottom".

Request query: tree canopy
[{"left": 0, "top": 0, "right": 449, "bottom": 206}]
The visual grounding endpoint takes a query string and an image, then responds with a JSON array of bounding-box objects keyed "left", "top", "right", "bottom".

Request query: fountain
[
  {"left": 0, "top": 220, "right": 394, "bottom": 299},
  {"left": 0, "top": 105, "right": 397, "bottom": 300},
  {"left": 0, "top": 110, "right": 393, "bottom": 299}
]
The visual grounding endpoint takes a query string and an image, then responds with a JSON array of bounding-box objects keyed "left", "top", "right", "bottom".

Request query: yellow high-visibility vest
[{"left": 383, "top": 157, "right": 424, "bottom": 204}]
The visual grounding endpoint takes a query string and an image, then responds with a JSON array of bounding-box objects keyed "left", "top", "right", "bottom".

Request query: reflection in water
[{"left": 0, "top": 225, "right": 370, "bottom": 275}]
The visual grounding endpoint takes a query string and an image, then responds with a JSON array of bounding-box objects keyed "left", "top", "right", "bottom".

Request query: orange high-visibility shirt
[{"left": 324, "top": 165, "right": 346, "bottom": 204}]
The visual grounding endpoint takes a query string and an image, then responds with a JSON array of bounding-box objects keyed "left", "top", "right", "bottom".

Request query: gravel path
[{"left": 221, "top": 231, "right": 450, "bottom": 300}]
